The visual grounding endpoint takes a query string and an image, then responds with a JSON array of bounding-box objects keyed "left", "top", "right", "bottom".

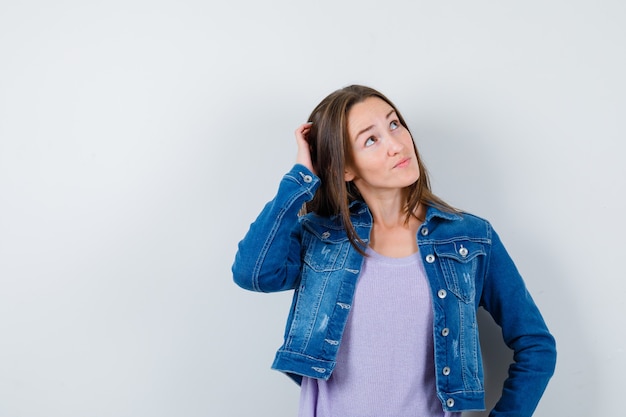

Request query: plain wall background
[{"left": 1, "top": 1, "right": 624, "bottom": 416}]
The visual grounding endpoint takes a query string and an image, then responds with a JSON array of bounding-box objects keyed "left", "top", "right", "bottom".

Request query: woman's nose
[{"left": 386, "top": 135, "right": 404, "bottom": 155}]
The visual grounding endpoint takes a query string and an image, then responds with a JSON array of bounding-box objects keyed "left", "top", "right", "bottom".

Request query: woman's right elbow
[{"left": 231, "top": 261, "right": 257, "bottom": 291}]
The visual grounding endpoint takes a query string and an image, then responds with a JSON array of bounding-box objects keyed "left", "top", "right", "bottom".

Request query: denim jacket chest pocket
[
  {"left": 301, "top": 222, "right": 350, "bottom": 272},
  {"left": 434, "top": 240, "right": 486, "bottom": 303}
]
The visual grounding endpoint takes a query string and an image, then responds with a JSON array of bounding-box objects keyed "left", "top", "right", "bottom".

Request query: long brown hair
[{"left": 304, "top": 85, "right": 456, "bottom": 253}]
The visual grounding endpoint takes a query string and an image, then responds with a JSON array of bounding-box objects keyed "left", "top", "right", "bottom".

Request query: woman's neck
[{"left": 364, "top": 194, "right": 425, "bottom": 258}]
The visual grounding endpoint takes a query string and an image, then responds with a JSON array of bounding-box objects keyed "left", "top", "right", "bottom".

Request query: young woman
[{"left": 232, "top": 85, "right": 556, "bottom": 417}]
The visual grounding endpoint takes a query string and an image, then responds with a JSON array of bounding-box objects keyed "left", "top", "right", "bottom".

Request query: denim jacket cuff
[{"left": 287, "top": 164, "right": 319, "bottom": 199}]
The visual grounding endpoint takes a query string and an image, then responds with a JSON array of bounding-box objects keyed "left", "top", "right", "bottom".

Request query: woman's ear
[{"left": 344, "top": 168, "right": 356, "bottom": 182}]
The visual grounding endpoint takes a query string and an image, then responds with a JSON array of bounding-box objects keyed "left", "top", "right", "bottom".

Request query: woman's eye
[
  {"left": 390, "top": 120, "right": 399, "bottom": 130},
  {"left": 364, "top": 137, "right": 376, "bottom": 147}
]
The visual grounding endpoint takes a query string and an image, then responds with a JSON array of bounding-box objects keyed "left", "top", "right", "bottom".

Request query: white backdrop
[{"left": 1, "top": 1, "right": 624, "bottom": 416}]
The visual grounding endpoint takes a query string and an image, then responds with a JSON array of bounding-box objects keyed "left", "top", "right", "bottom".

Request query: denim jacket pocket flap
[
  {"left": 302, "top": 219, "right": 349, "bottom": 244},
  {"left": 434, "top": 240, "right": 486, "bottom": 302},
  {"left": 434, "top": 240, "right": 486, "bottom": 263}
]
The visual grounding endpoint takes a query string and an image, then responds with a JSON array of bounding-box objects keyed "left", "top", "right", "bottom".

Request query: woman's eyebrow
[
  {"left": 355, "top": 124, "right": 375, "bottom": 141},
  {"left": 354, "top": 109, "right": 397, "bottom": 141}
]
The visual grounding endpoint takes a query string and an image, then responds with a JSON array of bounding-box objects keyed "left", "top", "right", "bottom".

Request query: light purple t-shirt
[{"left": 298, "top": 248, "right": 461, "bottom": 417}]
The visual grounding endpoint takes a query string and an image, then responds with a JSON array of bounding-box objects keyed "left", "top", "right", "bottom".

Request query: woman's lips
[{"left": 394, "top": 157, "right": 411, "bottom": 168}]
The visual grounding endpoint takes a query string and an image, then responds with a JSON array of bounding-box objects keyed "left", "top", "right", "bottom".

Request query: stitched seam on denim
[
  {"left": 484, "top": 222, "right": 494, "bottom": 280},
  {"left": 445, "top": 389, "right": 485, "bottom": 395},
  {"left": 471, "top": 318, "right": 482, "bottom": 389},
  {"left": 275, "top": 349, "right": 335, "bottom": 363},
  {"left": 459, "top": 298, "right": 467, "bottom": 389},
  {"left": 422, "top": 236, "right": 491, "bottom": 245}
]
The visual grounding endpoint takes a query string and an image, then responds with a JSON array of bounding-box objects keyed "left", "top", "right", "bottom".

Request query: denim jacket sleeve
[
  {"left": 232, "top": 165, "right": 320, "bottom": 292},
  {"left": 481, "top": 225, "right": 557, "bottom": 417}
]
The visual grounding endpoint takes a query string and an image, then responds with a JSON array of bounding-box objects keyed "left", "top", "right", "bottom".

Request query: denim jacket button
[
  {"left": 425, "top": 254, "right": 435, "bottom": 263},
  {"left": 441, "top": 327, "right": 450, "bottom": 336},
  {"left": 421, "top": 227, "right": 429, "bottom": 236},
  {"left": 442, "top": 366, "right": 451, "bottom": 376},
  {"left": 321, "top": 231, "right": 330, "bottom": 239},
  {"left": 459, "top": 246, "right": 469, "bottom": 257},
  {"left": 438, "top": 289, "right": 447, "bottom": 299},
  {"left": 303, "top": 174, "right": 313, "bottom": 183},
  {"left": 446, "top": 398, "right": 455, "bottom": 408}
]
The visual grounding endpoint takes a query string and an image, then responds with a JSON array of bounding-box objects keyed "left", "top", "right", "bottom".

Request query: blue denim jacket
[{"left": 233, "top": 165, "right": 556, "bottom": 416}]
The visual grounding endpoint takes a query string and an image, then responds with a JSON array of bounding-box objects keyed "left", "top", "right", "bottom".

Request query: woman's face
[{"left": 344, "top": 97, "right": 420, "bottom": 198}]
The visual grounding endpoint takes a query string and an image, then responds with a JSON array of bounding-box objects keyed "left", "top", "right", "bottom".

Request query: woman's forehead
[{"left": 348, "top": 97, "right": 395, "bottom": 137}]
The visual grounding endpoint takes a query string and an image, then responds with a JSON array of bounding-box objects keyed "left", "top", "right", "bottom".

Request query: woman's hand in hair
[{"left": 295, "top": 122, "right": 316, "bottom": 175}]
